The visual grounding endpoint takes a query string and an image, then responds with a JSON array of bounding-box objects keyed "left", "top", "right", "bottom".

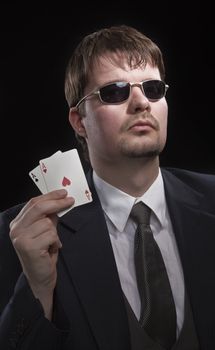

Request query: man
[{"left": 0, "top": 25, "right": 215, "bottom": 349}]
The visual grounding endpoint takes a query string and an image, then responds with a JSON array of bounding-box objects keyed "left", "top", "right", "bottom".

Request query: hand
[{"left": 9, "top": 189, "right": 74, "bottom": 318}]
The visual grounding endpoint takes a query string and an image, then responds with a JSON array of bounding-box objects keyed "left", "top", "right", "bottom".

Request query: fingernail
[{"left": 58, "top": 189, "right": 68, "bottom": 195}]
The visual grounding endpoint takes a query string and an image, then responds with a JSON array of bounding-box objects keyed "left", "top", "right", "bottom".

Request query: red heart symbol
[{"left": 62, "top": 176, "right": 71, "bottom": 187}]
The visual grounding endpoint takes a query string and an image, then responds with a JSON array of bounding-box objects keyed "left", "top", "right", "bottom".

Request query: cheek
[
  {"left": 152, "top": 100, "right": 168, "bottom": 131},
  {"left": 83, "top": 106, "right": 120, "bottom": 145},
  {"left": 83, "top": 105, "right": 122, "bottom": 139}
]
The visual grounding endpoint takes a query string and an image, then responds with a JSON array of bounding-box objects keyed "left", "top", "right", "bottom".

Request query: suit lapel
[
  {"left": 162, "top": 169, "right": 215, "bottom": 339},
  {"left": 56, "top": 173, "right": 130, "bottom": 350}
]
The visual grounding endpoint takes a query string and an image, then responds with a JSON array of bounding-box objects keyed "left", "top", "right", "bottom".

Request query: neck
[{"left": 92, "top": 156, "right": 160, "bottom": 197}]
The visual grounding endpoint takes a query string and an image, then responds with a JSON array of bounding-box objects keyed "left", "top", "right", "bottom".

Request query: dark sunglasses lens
[
  {"left": 143, "top": 80, "right": 165, "bottom": 100},
  {"left": 100, "top": 82, "right": 130, "bottom": 103}
]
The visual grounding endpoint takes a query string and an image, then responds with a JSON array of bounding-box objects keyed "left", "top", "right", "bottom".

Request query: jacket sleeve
[{"left": 0, "top": 207, "right": 68, "bottom": 350}]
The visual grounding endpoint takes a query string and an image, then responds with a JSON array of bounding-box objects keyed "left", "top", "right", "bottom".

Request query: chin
[
  {"left": 121, "top": 147, "right": 160, "bottom": 159},
  {"left": 120, "top": 139, "right": 162, "bottom": 158}
]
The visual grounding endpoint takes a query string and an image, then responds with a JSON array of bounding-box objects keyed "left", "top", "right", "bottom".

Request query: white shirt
[{"left": 93, "top": 169, "right": 185, "bottom": 335}]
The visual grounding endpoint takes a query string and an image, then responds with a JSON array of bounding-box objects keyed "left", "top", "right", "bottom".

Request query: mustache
[{"left": 121, "top": 112, "right": 160, "bottom": 132}]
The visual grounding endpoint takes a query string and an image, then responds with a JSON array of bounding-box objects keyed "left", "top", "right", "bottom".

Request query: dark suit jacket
[{"left": 0, "top": 168, "right": 215, "bottom": 349}]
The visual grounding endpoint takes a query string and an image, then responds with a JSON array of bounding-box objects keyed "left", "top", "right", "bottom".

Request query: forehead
[{"left": 87, "top": 52, "right": 160, "bottom": 88}]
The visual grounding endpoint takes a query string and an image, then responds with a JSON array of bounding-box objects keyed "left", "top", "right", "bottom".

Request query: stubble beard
[
  {"left": 118, "top": 137, "right": 163, "bottom": 159},
  {"left": 118, "top": 112, "right": 166, "bottom": 159}
]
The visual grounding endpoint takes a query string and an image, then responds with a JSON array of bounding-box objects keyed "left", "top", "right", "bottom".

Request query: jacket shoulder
[
  {"left": 162, "top": 167, "right": 215, "bottom": 193},
  {"left": 0, "top": 203, "right": 25, "bottom": 226}
]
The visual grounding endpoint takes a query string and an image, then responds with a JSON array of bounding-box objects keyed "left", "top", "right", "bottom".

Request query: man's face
[{"left": 79, "top": 54, "right": 168, "bottom": 165}]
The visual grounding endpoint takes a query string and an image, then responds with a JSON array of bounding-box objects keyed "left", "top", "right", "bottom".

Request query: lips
[{"left": 128, "top": 119, "right": 155, "bottom": 131}]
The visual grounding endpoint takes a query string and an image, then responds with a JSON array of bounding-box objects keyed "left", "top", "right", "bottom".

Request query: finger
[
  {"left": 10, "top": 217, "right": 56, "bottom": 241},
  {"left": 12, "top": 189, "right": 70, "bottom": 222},
  {"left": 34, "top": 230, "right": 62, "bottom": 254},
  {"left": 48, "top": 242, "right": 62, "bottom": 255},
  {"left": 49, "top": 214, "right": 58, "bottom": 227},
  {"left": 11, "top": 192, "right": 74, "bottom": 229},
  {"left": 13, "top": 228, "right": 62, "bottom": 255}
]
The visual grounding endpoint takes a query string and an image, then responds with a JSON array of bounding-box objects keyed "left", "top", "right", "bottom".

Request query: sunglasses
[{"left": 74, "top": 79, "right": 169, "bottom": 109}]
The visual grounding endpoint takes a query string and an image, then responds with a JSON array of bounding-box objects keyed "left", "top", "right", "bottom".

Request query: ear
[{"left": 69, "top": 107, "right": 87, "bottom": 138}]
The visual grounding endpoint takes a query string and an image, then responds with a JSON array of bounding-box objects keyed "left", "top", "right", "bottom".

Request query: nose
[{"left": 128, "top": 85, "right": 151, "bottom": 114}]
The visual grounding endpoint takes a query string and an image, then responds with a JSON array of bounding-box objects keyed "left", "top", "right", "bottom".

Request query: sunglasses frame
[{"left": 74, "top": 79, "right": 169, "bottom": 109}]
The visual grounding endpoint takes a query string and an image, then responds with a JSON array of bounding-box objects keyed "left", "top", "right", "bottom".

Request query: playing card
[
  {"left": 29, "top": 164, "right": 48, "bottom": 194},
  {"left": 29, "top": 150, "right": 62, "bottom": 194},
  {"left": 39, "top": 149, "right": 92, "bottom": 216},
  {"left": 39, "top": 150, "right": 62, "bottom": 192}
]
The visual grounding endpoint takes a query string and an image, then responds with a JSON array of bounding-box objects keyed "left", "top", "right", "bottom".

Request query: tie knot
[{"left": 130, "top": 202, "right": 151, "bottom": 225}]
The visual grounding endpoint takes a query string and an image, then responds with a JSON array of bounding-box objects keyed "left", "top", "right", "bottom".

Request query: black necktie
[{"left": 130, "top": 202, "right": 176, "bottom": 350}]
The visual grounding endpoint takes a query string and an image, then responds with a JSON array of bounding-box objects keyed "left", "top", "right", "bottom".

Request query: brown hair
[{"left": 64, "top": 25, "right": 166, "bottom": 161}]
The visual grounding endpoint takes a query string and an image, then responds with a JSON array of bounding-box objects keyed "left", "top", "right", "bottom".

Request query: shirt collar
[
  {"left": 138, "top": 169, "right": 166, "bottom": 226},
  {"left": 93, "top": 169, "right": 166, "bottom": 232}
]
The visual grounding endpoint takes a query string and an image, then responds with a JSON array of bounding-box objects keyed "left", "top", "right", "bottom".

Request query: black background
[{"left": 0, "top": 5, "right": 214, "bottom": 211}]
